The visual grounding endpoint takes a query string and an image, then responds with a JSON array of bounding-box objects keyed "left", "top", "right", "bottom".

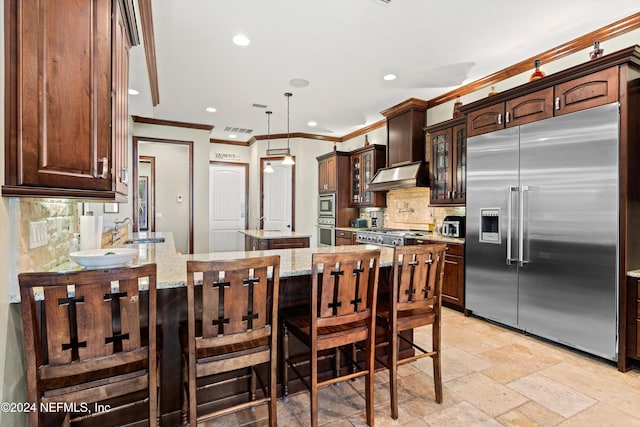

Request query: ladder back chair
[
  {"left": 282, "top": 249, "right": 380, "bottom": 427},
  {"left": 19, "top": 263, "right": 159, "bottom": 426},
  {"left": 376, "top": 243, "right": 447, "bottom": 419},
  {"left": 183, "top": 255, "right": 280, "bottom": 426}
]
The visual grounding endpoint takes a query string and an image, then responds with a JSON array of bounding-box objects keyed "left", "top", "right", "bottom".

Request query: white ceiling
[{"left": 128, "top": 0, "right": 640, "bottom": 142}]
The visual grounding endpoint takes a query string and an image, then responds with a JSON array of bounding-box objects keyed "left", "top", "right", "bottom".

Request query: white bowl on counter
[{"left": 70, "top": 248, "right": 138, "bottom": 268}]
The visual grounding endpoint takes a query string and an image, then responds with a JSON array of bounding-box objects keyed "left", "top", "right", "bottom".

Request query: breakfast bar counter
[{"left": 14, "top": 233, "right": 395, "bottom": 424}]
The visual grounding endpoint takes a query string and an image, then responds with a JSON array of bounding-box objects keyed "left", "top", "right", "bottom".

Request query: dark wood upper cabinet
[
  {"left": 554, "top": 67, "right": 618, "bottom": 116},
  {"left": 506, "top": 87, "right": 554, "bottom": 127},
  {"left": 467, "top": 88, "right": 553, "bottom": 137},
  {"left": 381, "top": 98, "right": 428, "bottom": 166},
  {"left": 3, "top": 0, "right": 137, "bottom": 201},
  {"left": 349, "top": 144, "right": 386, "bottom": 208},
  {"left": 317, "top": 152, "right": 340, "bottom": 193},
  {"left": 427, "top": 117, "right": 465, "bottom": 206}
]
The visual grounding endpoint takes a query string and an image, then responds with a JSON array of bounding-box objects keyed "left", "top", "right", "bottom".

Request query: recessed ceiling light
[
  {"left": 383, "top": 73, "right": 397, "bottom": 81},
  {"left": 308, "top": 121, "right": 317, "bottom": 127},
  {"left": 229, "top": 134, "right": 237, "bottom": 139},
  {"left": 205, "top": 107, "right": 217, "bottom": 113},
  {"left": 232, "top": 34, "right": 250, "bottom": 46},
  {"left": 290, "top": 78, "right": 309, "bottom": 88},
  {"left": 128, "top": 88, "right": 139, "bottom": 95}
]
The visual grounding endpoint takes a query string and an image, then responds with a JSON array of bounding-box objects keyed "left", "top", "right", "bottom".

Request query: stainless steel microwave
[{"left": 318, "top": 193, "right": 336, "bottom": 218}]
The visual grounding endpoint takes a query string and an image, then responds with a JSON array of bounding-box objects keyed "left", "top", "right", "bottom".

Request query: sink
[
  {"left": 124, "top": 237, "right": 166, "bottom": 244},
  {"left": 70, "top": 248, "right": 138, "bottom": 268}
]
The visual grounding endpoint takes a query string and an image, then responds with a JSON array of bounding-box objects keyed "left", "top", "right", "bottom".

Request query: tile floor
[{"left": 205, "top": 308, "right": 640, "bottom": 426}]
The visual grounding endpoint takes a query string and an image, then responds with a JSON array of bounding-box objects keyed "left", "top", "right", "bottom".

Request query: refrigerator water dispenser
[{"left": 480, "top": 208, "right": 500, "bottom": 243}]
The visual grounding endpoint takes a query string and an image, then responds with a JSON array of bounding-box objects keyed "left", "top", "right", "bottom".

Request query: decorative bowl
[{"left": 70, "top": 248, "right": 138, "bottom": 268}]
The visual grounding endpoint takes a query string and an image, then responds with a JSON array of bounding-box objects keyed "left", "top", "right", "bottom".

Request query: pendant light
[
  {"left": 282, "top": 92, "right": 295, "bottom": 165},
  {"left": 263, "top": 111, "right": 274, "bottom": 173}
]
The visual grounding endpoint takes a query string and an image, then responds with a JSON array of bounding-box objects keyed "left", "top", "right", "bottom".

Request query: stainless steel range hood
[{"left": 367, "top": 161, "right": 429, "bottom": 191}]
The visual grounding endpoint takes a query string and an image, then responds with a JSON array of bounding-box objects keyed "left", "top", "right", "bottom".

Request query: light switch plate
[{"left": 29, "top": 220, "right": 49, "bottom": 249}]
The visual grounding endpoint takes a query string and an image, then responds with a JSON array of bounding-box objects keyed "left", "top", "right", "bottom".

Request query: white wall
[
  {"left": 339, "top": 125, "right": 387, "bottom": 152},
  {"left": 131, "top": 123, "right": 211, "bottom": 254},
  {"left": 249, "top": 137, "right": 335, "bottom": 247},
  {"left": 139, "top": 142, "right": 190, "bottom": 253}
]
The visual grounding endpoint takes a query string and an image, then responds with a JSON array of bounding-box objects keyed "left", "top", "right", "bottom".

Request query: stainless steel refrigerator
[{"left": 466, "top": 102, "right": 619, "bottom": 361}]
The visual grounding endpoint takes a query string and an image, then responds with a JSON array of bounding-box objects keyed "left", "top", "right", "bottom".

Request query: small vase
[
  {"left": 488, "top": 85, "right": 498, "bottom": 96},
  {"left": 452, "top": 96, "right": 463, "bottom": 118},
  {"left": 590, "top": 41, "right": 604, "bottom": 60},
  {"left": 529, "top": 59, "right": 545, "bottom": 81}
]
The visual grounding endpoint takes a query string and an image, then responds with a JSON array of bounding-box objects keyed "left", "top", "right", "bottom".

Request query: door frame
[
  {"left": 260, "top": 156, "right": 296, "bottom": 231},
  {"left": 209, "top": 160, "right": 250, "bottom": 231},
  {"left": 133, "top": 136, "right": 194, "bottom": 254},
  {"left": 138, "top": 155, "right": 156, "bottom": 232}
]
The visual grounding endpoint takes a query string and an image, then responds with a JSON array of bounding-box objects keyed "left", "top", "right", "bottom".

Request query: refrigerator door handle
[
  {"left": 507, "top": 186, "right": 518, "bottom": 265},
  {"left": 519, "top": 185, "right": 529, "bottom": 266}
]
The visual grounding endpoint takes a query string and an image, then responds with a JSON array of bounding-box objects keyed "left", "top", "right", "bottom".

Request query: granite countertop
[
  {"left": 627, "top": 270, "right": 640, "bottom": 278},
  {"left": 239, "top": 230, "right": 312, "bottom": 239},
  {"left": 10, "top": 232, "right": 392, "bottom": 302}
]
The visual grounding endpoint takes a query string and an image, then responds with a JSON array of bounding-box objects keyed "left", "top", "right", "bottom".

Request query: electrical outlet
[{"left": 29, "top": 220, "right": 49, "bottom": 249}]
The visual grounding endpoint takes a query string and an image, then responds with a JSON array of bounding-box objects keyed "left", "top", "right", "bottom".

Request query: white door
[
  {"left": 210, "top": 163, "right": 247, "bottom": 251},
  {"left": 263, "top": 160, "right": 293, "bottom": 231}
]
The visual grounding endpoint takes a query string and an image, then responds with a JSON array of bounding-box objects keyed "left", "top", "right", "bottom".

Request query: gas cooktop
[{"left": 355, "top": 229, "right": 432, "bottom": 247}]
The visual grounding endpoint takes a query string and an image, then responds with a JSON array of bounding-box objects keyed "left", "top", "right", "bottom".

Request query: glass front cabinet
[
  {"left": 350, "top": 144, "right": 386, "bottom": 208},
  {"left": 427, "top": 117, "right": 466, "bottom": 206}
]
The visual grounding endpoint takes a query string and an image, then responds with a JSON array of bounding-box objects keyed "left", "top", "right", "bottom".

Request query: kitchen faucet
[
  {"left": 112, "top": 217, "right": 131, "bottom": 244},
  {"left": 256, "top": 216, "right": 265, "bottom": 231}
]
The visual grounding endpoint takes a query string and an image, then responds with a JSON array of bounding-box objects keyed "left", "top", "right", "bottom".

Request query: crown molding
[
  {"left": 132, "top": 116, "right": 214, "bottom": 131},
  {"left": 428, "top": 12, "right": 640, "bottom": 108},
  {"left": 210, "top": 138, "right": 251, "bottom": 146}
]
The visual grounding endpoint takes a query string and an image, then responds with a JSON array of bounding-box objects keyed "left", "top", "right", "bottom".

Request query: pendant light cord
[{"left": 285, "top": 92, "right": 292, "bottom": 151}]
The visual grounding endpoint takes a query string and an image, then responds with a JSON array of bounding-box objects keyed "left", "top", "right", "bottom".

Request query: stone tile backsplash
[
  {"left": 15, "top": 198, "right": 79, "bottom": 272},
  {"left": 360, "top": 187, "right": 465, "bottom": 230}
]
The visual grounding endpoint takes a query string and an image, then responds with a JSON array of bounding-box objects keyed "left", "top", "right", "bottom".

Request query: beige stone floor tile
[
  {"left": 418, "top": 346, "right": 495, "bottom": 383},
  {"left": 481, "top": 361, "right": 539, "bottom": 384},
  {"left": 396, "top": 371, "right": 441, "bottom": 402},
  {"left": 439, "top": 324, "right": 512, "bottom": 355},
  {"left": 422, "top": 401, "right": 503, "bottom": 427},
  {"left": 507, "top": 373, "right": 596, "bottom": 418},
  {"left": 480, "top": 342, "right": 566, "bottom": 372},
  {"left": 445, "top": 372, "right": 528, "bottom": 417},
  {"left": 511, "top": 401, "right": 565, "bottom": 426},
  {"left": 234, "top": 404, "right": 270, "bottom": 426},
  {"left": 495, "top": 409, "right": 545, "bottom": 427},
  {"left": 538, "top": 362, "right": 640, "bottom": 419},
  {"left": 557, "top": 402, "right": 640, "bottom": 427},
  {"left": 348, "top": 375, "right": 392, "bottom": 407}
]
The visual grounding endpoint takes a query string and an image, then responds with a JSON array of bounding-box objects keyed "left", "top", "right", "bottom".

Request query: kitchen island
[
  {"left": 240, "top": 229, "right": 311, "bottom": 250},
  {"left": 13, "top": 233, "right": 397, "bottom": 424}
]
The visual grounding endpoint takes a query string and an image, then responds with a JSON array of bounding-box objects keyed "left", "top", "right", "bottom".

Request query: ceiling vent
[
  {"left": 252, "top": 103, "right": 268, "bottom": 108},
  {"left": 223, "top": 126, "right": 253, "bottom": 134},
  {"left": 369, "top": 0, "right": 391, "bottom": 4}
]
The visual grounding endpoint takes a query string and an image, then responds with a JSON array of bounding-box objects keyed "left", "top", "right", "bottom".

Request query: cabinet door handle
[
  {"left": 497, "top": 113, "right": 502, "bottom": 125},
  {"left": 97, "top": 157, "right": 108, "bottom": 179},
  {"left": 121, "top": 167, "right": 128, "bottom": 184},
  {"left": 555, "top": 97, "right": 560, "bottom": 110},
  {"left": 505, "top": 112, "right": 510, "bottom": 123}
]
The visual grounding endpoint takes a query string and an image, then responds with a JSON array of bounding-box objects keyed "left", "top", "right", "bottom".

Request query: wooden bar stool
[
  {"left": 182, "top": 255, "right": 280, "bottom": 426},
  {"left": 18, "top": 264, "right": 159, "bottom": 426},
  {"left": 376, "top": 243, "right": 447, "bottom": 419},
  {"left": 282, "top": 249, "right": 380, "bottom": 427}
]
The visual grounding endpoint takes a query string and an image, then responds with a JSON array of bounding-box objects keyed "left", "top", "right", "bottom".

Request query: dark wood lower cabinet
[
  {"left": 625, "top": 276, "right": 640, "bottom": 371},
  {"left": 406, "top": 239, "right": 465, "bottom": 312},
  {"left": 335, "top": 229, "right": 356, "bottom": 246},
  {"left": 245, "top": 236, "right": 310, "bottom": 251}
]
